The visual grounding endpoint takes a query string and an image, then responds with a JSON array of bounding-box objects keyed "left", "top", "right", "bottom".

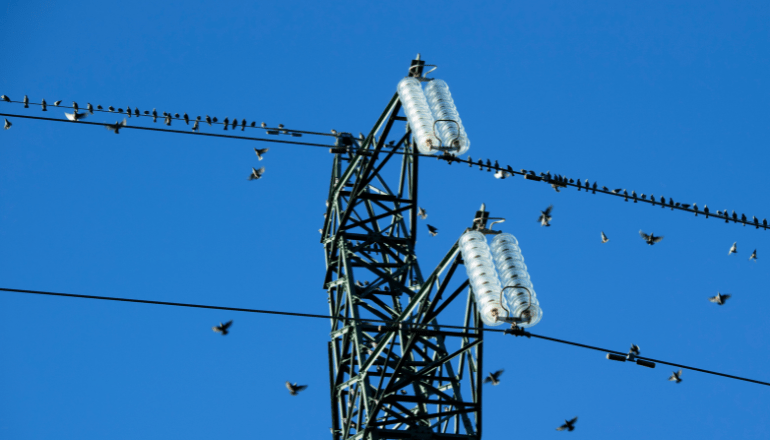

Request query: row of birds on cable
[
  {"left": 0, "top": 94, "right": 312, "bottom": 137},
  {"left": 211, "top": 320, "right": 308, "bottom": 396},
  {"left": 435, "top": 152, "right": 769, "bottom": 230}
]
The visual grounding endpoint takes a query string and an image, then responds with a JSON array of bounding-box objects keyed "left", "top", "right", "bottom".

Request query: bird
[
  {"left": 87, "top": 103, "right": 94, "bottom": 114},
  {"left": 550, "top": 183, "right": 561, "bottom": 192},
  {"left": 639, "top": 230, "right": 663, "bottom": 245},
  {"left": 331, "top": 129, "right": 337, "bottom": 135},
  {"left": 212, "top": 320, "right": 232, "bottom": 335},
  {"left": 427, "top": 224, "right": 438, "bottom": 236},
  {"left": 223, "top": 117, "right": 229, "bottom": 130},
  {"left": 495, "top": 169, "right": 510, "bottom": 179},
  {"left": 749, "top": 249, "right": 757, "bottom": 261},
  {"left": 117, "top": 108, "right": 124, "bottom": 113},
  {"left": 261, "top": 122, "right": 267, "bottom": 128},
  {"left": 728, "top": 242, "right": 737, "bottom": 255},
  {"left": 23, "top": 95, "right": 29, "bottom": 108},
  {"left": 108, "top": 106, "right": 115, "bottom": 112},
  {"left": 254, "top": 147, "right": 269, "bottom": 160},
  {"left": 248, "top": 167, "right": 266, "bottom": 181},
  {"left": 250, "top": 121, "right": 256, "bottom": 128},
  {"left": 286, "top": 382, "right": 308, "bottom": 396},
  {"left": 556, "top": 417, "right": 578, "bottom": 432},
  {"left": 0, "top": 95, "right": 10, "bottom": 102},
  {"left": 418, "top": 207, "right": 427, "bottom": 220},
  {"left": 41, "top": 99, "right": 47, "bottom": 111},
  {"left": 97, "top": 105, "right": 104, "bottom": 110},
  {"left": 704, "top": 205, "right": 710, "bottom": 218},
  {"left": 152, "top": 108, "right": 158, "bottom": 122},
  {"left": 628, "top": 344, "right": 640, "bottom": 360},
  {"left": 54, "top": 100, "right": 62, "bottom": 107},
  {"left": 205, "top": 115, "right": 212, "bottom": 126},
  {"left": 125, "top": 106, "right": 131, "bottom": 118},
  {"left": 64, "top": 111, "right": 88, "bottom": 122},
  {"left": 231, "top": 118, "right": 238, "bottom": 129},
  {"left": 538, "top": 205, "right": 553, "bottom": 227},
  {"left": 669, "top": 369, "right": 683, "bottom": 383},
  {"left": 709, "top": 292, "right": 731, "bottom": 305},
  {"left": 240, "top": 119, "right": 246, "bottom": 131},
  {"left": 164, "top": 113, "right": 172, "bottom": 126},
  {"left": 105, "top": 119, "right": 127, "bottom": 134},
  {"left": 483, "top": 369, "right": 503, "bottom": 386},
  {"left": 72, "top": 101, "right": 79, "bottom": 113},
  {"left": 601, "top": 231, "right": 609, "bottom": 243},
  {"left": 134, "top": 108, "right": 140, "bottom": 116},
  {"left": 192, "top": 120, "right": 199, "bottom": 132},
  {"left": 3, "top": 118, "right": 11, "bottom": 130},
  {"left": 212, "top": 117, "right": 218, "bottom": 123}
]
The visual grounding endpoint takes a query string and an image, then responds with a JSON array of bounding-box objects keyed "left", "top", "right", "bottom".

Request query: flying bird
[
  {"left": 728, "top": 242, "right": 737, "bottom": 255},
  {"left": 483, "top": 369, "right": 504, "bottom": 386},
  {"left": 749, "top": 249, "right": 757, "bottom": 261},
  {"left": 286, "top": 382, "right": 308, "bottom": 396},
  {"left": 709, "top": 292, "right": 730, "bottom": 305},
  {"left": 556, "top": 417, "right": 578, "bottom": 432},
  {"left": 538, "top": 205, "right": 553, "bottom": 227},
  {"left": 427, "top": 224, "right": 438, "bottom": 236},
  {"left": 418, "top": 207, "right": 427, "bottom": 220},
  {"left": 64, "top": 111, "right": 88, "bottom": 122},
  {"left": 212, "top": 320, "right": 232, "bottom": 335},
  {"left": 248, "top": 167, "right": 266, "bottom": 181},
  {"left": 3, "top": 118, "right": 11, "bottom": 130},
  {"left": 669, "top": 369, "right": 683, "bottom": 383},
  {"left": 639, "top": 230, "right": 663, "bottom": 245},
  {"left": 601, "top": 231, "right": 609, "bottom": 243},
  {"left": 254, "top": 147, "right": 269, "bottom": 160},
  {"left": 550, "top": 183, "right": 561, "bottom": 192},
  {"left": 495, "top": 169, "right": 510, "bottom": 179},
  {"left": 105, "top": 119, "right": 127, "bottom": 134}
]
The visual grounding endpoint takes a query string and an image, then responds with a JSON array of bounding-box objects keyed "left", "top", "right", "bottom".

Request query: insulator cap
[{"left": 606, "top": 353, "right": 627, "bottom": 362}]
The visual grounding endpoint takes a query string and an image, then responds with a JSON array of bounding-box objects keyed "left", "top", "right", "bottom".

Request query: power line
[{"left": 3, "top": 286, "right": 768, "bottom": 387}]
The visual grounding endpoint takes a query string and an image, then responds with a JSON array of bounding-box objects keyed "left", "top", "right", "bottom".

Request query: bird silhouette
[
  {"left": 627, "top": 343, "right": 641, "bottom": 361},
  {"left": 669, "top": 369, "right": 683, "bottom": 383},
  {"left": 601, "top": 231, "right": 609, "bottom": 243},
  {"left": 639, "top": 230, "right": 663, "bottom": 245},
  {"left": 3, "top": 118, "right": 11, "bottom": 130},
  {"left": 556, "top": 417, "right": 578, "bottom": 432},
  {"left": 749, "top": 249, "right": 757, "bottom": 261},
  {"left": 205, "top": 115, "right": 212, "bottom": 126},
  {"left": 152, "top": 108, "right": 158, "bottom": 122},
  {"left": 183, "top": 113, "right": 189, "bottom": 125},
  {"left": 41, "top": 99, "right": 47, "bottom": 111},
  {"left": 538, "top": 205, "right": 553, "bottom": 227},
  {"left": 286, "top": 382, "right": 308, "bottom": 396},
  {"left": 223, "top": 117, "right": 229, "bottom": 130},
  {"left": 105, "top": 119, "right": 127, "bottom": 134},
  {"left": 231, "top": 118, "right": 238, "bottom": 129},
  {"left": 164, "top": 114, "right": 172, "bottom": 126},
  {"left": 87, "top": 103, "right": 94, "bottom": 114},
  {"left": 728, "top": 242, "right": 737, "bottom": 255},
  {"left": 212, "top": 320, "right": 232, "bottom": 335},
  {"left": 23, "top": 95, "right": 29, "bottom": 108},
  {"left": 134, "top": 108, "right": 140, "bottom": 116},
  {"left": 108, "top": 106, "right": 115, "bottom": 112},
  {"left": 53, "top": 100, "right": 62, "bottom": 107},
  {"left": 418, "top": 207, "right": 427, "bottom": 220},
  {"left": 0, "top": 95, "right": 10, "bottom": 102},
  {"left": 241, "top": 119, "right": 247, "bottom": 131},
  {"left": 192, "top": 120, "right": 199, "bottom": 132},
  {"left": 64, "top": 111, "right": 88, "bottom": 122},
  {"left": 254, "top": 148, "right": 269, "bottom": 160},
  {"left": 709, "top": 292, "right": 731, "bottom": 305},
  {"left": 248, "top": 167, "right": 266, "bottom": 181},
  {"left": 427, "top": 224, "right": 438, "bottom": 236},
  {"left": 483, "top": 369, "right": 504, "bottom": 386}
]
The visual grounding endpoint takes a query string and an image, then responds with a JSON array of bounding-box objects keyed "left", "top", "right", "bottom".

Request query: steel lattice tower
[{"left": 321, "top": 57, "right": 484, "bottom": 440}]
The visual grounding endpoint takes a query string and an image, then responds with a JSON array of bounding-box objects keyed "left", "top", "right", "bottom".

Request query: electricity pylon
[{"left": 322, "top": 57, "right": 484, "bottom": 440}]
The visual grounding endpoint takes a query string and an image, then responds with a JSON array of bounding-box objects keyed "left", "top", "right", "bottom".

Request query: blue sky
[{"left": 1, "top": 1, "right": 769, "bottom": 439}]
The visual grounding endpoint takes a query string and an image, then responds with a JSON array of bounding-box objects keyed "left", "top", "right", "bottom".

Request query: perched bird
[
  {"left": 72, "top": 102, "right": 78, "bottom": 113},
  {"left": 495, "top": 169, "right": 510, "bottom": 179},
  {"left": 164, "top": 113, "right": 172, "bottom": 126},
  {"left": 54, "top": 100, "right": 62, "bottom": 106},
  {"left": 538, "top": 205, "right": 553, "bottom": 227},
  {"left": 23, "top": 95, "right": 29, "bottom": 108},
  {"left": 669, "top": 369, "right": 683, "bottom": 383},
  {"left": 628, "top": 344, "right": 640, "bottom": 360},
  {"left": 709, "top": 292, "right": 731, "bottom": 305},
  {"left": 0, "top": 95, "right": 10, "bottom": 102},
  {"left": 192, "top": 120, "right": 199, "bottom": 132},
  {"left": 601, "top": 231, "right": 609, "bottom": 243},
  {"left": 483, "top": 369, "right": 504, "bottom": 386},
  {"left": 212, "top": 320, "right": 233, "bottom": 335},
  {"left": 639, "top": 230, "right": 663, "bottom": 245},
  {"left": 41, "top": 99, "right": 47, "bottom": 111},
  {"left": 97, "top": 105, "right": 104, "bottom": 110},
  {"left": 248, "top": 167, "right": 266, "bottom": 181},
  {"left": 212, "top": 117, "right": 218, "bottom": 123},
  {"left": 261, "top": 122, "right": 267, "bottom": 128},
  {"left": 286, "top": 382, "right": 308, "bottom": 396},
  {"left": 152, "top": 108, "right": 158, "bottom": 122},
  {"left": 134, "top": 108, "right": 140, "bottom": 116},
  {"left": 254, "top": 147, "right": 269, "bottom": 160},
  {"left": 108, "top": 106, "right": 115, "bottom": 112},
  {"left": 117, "top": 108, "right": 123, "bottom": 113},
  {"left": 418, "top": 207, "right": 427, "bottom": 220},
  {"left": 105, "top": 119, "right": 127, "bottom": 134},
  {"left": 205, "top": 115, "right": 212, "bottom": 126},
  {"left": 427, "top": 224, "right": 438, "bottom": 236},
  {"left": 143, "top": 110, "right": 149, "bottom": 115},
  {"left": 749, "top": 249, "right": 757, "bottom": 261},
  {"left": 556, "top": 417, "right": 578, "bottom": 432},
  {"left": 728, "top": 242, "right": 737, "bottom": 255},
  {"left": 3, "top": 118, "right": 11, "bottom": 130},
  {"left": 250, "top": 121, "right": 256, "bottom": 128},
  {"left": 704, "top": 205, "right": 710, "bottom": 218},
  {"left": 125, "top": 106, "right": 131, "bottom": 118},
  {"left": 183, "top": 113, "right": 189, "bottom": 125},
  {"left": 331, "top": 129, "right": 337, "bottom": 135},
  {"left": 87, "top": 103, "right": 94, "bottom": 114},
  {"left": 223, "top": 117, "right": 229, "bottom": 130},
  {"left": 64, "top": 111, "right": 88, "bottom": 122},
  {"left": 232, "top": 118, "right": 238, "bottom": 129}
]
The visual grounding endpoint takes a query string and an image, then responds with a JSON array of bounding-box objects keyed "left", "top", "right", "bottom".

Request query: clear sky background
[{"left": 1, "top": 1, "right": 769, "bottom": 439}]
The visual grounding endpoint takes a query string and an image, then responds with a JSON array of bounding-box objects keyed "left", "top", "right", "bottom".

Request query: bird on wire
[
  {"left": 205, "top": 115, "right": 212, "bottom": 126},
  {"left": 212, "top": 320, "right": 232, "bottom": 335},
  {"left": 286, "top": 382, "right": 308, "bottom": 396},
  {"left": 248, "top": 167, "right": 266, "bottom": 181},
  {"left": 427, "top": 224, "right": 438, "bottom": 236},
  {"left": 223, "top": 117, "right": 229, "bottom": 130},
  {"left": 639, "top": 230, "right": 663, "bottom": 245},
  {"left": 54, "top": 100, "right": 62, "bottom": 107},
  {"left": 601, "top": 231, "right": 609, "bottom": 243},
  {"left": 87, "top": 103, "right": 94, "bottom": 114},
  {"left": 669, "top": 369, "right": 683, "bottom": 383},
  {"left": 152, "top": 108, "right": 158, "bottom": 122},
  {"left": 483, "top": 369, "right": 504, "bottom": 386},
  {"left": 4, "top": 118, "right": 11, "bottom": 130},
  {"left": 23, "top": 95, "right": 29, "bottom": 108},
  {"left": 538, "top": 205, "right": 553, "bottom": 227},
  {"left": 728, "top": 242, "right": 737, "bottom": 255},
  {"left": 709, "top": 292, "right": 731, "bottom": 306},
  {"left": 418, "top": 207, "right": 428, "bottom": 220},
  {"left": 108, "top": 106, "right": 115, "bottom": 112},
  {"left": 254, "top": 147, "right": 269, "bottom": 160},
  {"left": 64, "top": 111, "right": 88, "bottom": 122},
  {"left": 41, "top": 98, "right": 48, "bottom": 111},
  {"left": 627, "top": 343, "right": 641, "bottom": 361},
  {"left": 72, "top": 102, "right": 79, "bottom": 113},
  {"left": 164, "top": 113, "right": 172, "bottom": 126},
  {"left": 105, "top": 119, "right": 127, "bottom": 134},
  {"left": 556, "top": 417, "right": 578, "bottom": 432},
  {"left": 750, "top": 249, "right": 757, "bottom": 261},
  {"left": 0, "top": 95, "right": 10, "bottom": 102},
  {"left": 182, "top": 113, "right": 189, "bottom": 125},
  {"left": 192, "top": 120, "right": 199, "bottom": 132}
]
